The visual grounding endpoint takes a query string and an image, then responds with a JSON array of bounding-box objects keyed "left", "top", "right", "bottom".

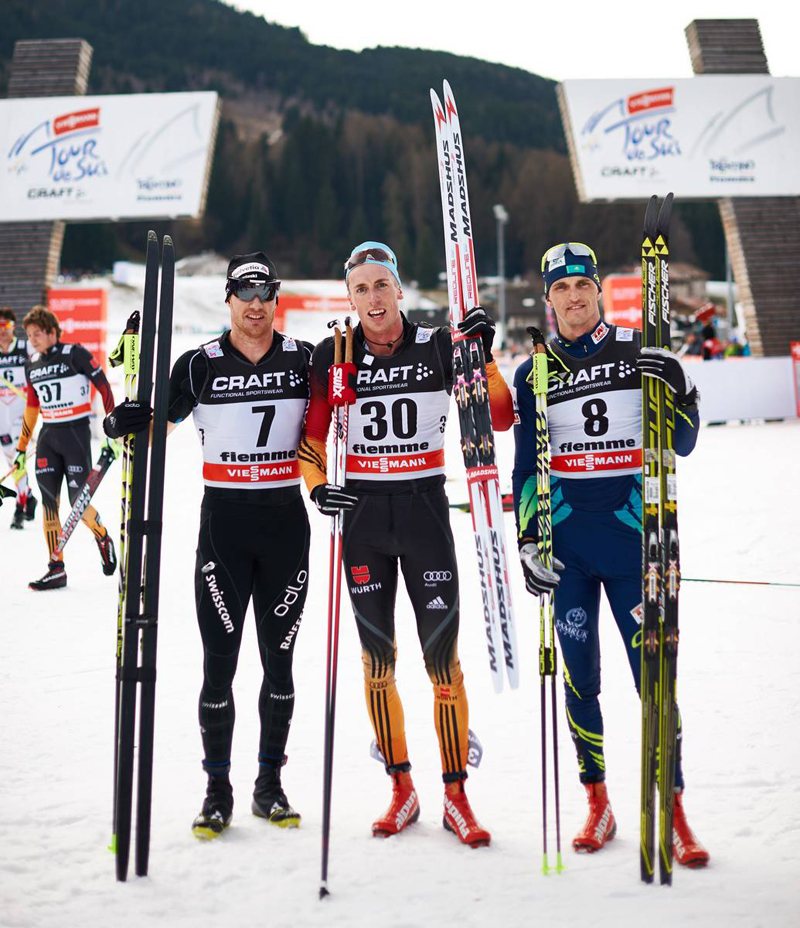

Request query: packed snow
[{"left": 1, "top": 292, "right": 798, "bottom": 928}]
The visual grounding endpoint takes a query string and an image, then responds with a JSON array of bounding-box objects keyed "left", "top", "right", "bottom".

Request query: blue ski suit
[{"left": 511, "top": 320, "right": 700, "bottom": 786}]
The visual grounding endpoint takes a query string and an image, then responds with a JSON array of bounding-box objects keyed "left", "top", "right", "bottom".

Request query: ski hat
[
  {"left": 225, "top": 252, "right": 280, "bottom": 298},
  {"left": 541, "top": 242, "right": 601, "bottom": 297},
  {"left": 345, "top": 241, "right": 401, "bottom": 287}
]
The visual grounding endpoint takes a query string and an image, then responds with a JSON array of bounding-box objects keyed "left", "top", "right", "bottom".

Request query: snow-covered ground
[{"left": 1, "top": 302, "right": 799, "bottom": 928}]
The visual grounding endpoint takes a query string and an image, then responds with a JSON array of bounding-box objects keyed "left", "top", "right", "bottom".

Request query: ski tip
[
  {"left": 319, "top": 884, "right": 330, "bottom": 900},
  {"left": 643, "top": 195, "right": 659, "bottom": 236},
  {"left": 657, "top": 192, "right": 674, "bottom": 232},
  {"left": 147, "top": 230, "right": 158, "bottom": 243},
  {"left": 163, "top": 235, "right": 174, "bottom": 248}
]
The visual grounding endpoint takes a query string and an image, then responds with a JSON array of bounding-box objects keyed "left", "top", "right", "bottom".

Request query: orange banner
[
  {"left": 48, "top": 289, "right": 109, "bottom": 371},
  {"left": 601, "top": 275, "right": 641, "bottom": 329}
]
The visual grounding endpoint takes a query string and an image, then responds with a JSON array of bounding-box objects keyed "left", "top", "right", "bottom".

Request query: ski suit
[
  {"left": 299, "top": 314, "right": 514, "bottom": 781},
  {"left": 167, "top": 330, "right": 312, "bottom": 778},
  {"left": 19, "top": 342, "right": 115, "bottom": 560},
  {"left": 511, "top": 320, "right": 700, "bottom": 787}
]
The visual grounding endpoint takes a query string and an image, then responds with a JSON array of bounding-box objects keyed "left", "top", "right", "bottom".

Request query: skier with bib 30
[{"left": 299, "top": 242, "right": 514, "bottom": 847}]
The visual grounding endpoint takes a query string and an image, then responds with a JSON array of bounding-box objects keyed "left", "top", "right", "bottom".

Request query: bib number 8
[{"left": 582, "top": 398, "right": 609, "bottom": 436}]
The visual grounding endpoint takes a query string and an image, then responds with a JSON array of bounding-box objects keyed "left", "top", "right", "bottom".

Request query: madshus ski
[
  {"left": 113, "top": 231, "right": 174, "bottom": 881},
  {"left": 430, "top": 80, "right": 518, "bottom": 693},
  {"left": 640, "top": 193, "right": 680, "bottom": 886}
]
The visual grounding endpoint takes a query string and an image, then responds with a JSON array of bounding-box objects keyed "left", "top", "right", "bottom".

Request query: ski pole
[
  {"left": 529, "top": 326, "right": 563, "bottom": 875},
  {"left": 108, "top": 312, "right": 141, "bottom": 853},
  {"left": 320, "top": 317, "right": 354, "bottom": 900},
  {"left": 683, "top": 577, "right": 800, "bottom": 589},
  {"left": 0, "top": 375, "right": 26, "bottom": 399}
]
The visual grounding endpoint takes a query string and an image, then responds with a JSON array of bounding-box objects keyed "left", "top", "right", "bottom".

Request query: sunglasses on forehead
[
  {"left": 344, "top": 248, "right": 396, "bottom": 273},
  {"left": 0, "top": 320, "right": 15, "bottom": 330},
  {"left": 229, "top": 281, "right": 280, "bottom": 302},
  {"left": 541, "top": 242, "right": 598, "bottom": 272}
]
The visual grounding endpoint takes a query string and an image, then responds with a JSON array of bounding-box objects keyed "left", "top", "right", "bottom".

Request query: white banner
[
  {"left": 0, "top": 91, "right": 219, "bottom": 221},
  {"left": 558, "top": 76, "right": 800, "bottom": 200}
]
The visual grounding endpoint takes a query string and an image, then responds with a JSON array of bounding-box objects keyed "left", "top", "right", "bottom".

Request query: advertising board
[
  {"left": 1, "top": 92, "right": 219, "bottom": 221},
  {"left": 558, "top": 76, "right": 800, "bottom": 200}
]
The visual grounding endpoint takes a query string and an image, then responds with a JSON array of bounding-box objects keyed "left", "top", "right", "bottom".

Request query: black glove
[
  {"left": 519, "top": 542, "right": 564, "bottom": 596},
  {"left": 103, "top": 402, "right": 153, "bottom": 439},
  {"left": 458, "top": 305, "right": 496, "bottom": 361},
  {"left": 311, "top": 483, "right": 359, "bottom": 516},
  {"left": 635, "top": 348, "right": 698, "bottom": 406}
]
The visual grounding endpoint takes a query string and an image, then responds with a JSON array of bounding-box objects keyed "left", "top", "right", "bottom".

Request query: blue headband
[
  {"left": 345, "top": 241, "right": 401, "bottom": 287},
  {"left": 542, "top": 247, "right": 601, "bottom": 296}
]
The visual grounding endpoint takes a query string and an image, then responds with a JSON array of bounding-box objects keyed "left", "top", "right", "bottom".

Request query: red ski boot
[
  {"left": 372, "top": 771, "right": 420, "bottom": 837},
  {"left": 572, "top": 782, "right": 616, "bottom": 852},
  {"left": 672, "top": 791, "right": 710, "bottom": 868},
  {"left": 443, "top": 781, "right": 491, "bottom": 848}
]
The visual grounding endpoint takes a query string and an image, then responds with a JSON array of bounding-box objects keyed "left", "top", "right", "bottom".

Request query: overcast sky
[{"left": 230, "top": 1, "right": 796, "bottom": 82}]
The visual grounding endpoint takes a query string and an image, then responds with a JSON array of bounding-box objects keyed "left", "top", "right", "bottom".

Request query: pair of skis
[
  {"left": 430, "top": 81, "right": 518, "bottom": 693},
  {"left": 112, "top": 231, "right": 174, "bottom": 881},
  {"left": 640, "top": 193, "right": 680, "bottom": 886}
]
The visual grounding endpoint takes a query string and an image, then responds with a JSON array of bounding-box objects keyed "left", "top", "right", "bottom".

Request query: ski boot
[
  {"left": 573, "top": 782, "right": 616, "bottom": 852},
  {"left": 29, "top": 560, "right": 67, "bottom": 591},
  {"left": 443, "top": 780, "right": 491, "bottom": 848},
  {"left": 25, "top": 494, "right": 37, "bottom": 521},
  {"left": 252, "top": 764, "right": 300, "bottom": 828},
  {"left": 672, "top": 791, "right": 710, "bottom": 867},
  {"left": 96, "top": 530, "right": 117, "bottom": 576},
  {"left": 372, "top": 770, "right": 420, "bottom": 838},
  {"left": 192, "top": 774, "right": 233, "bottom": 840},
  {"left": 10, "top": 503, "right": 24, "bottom": 529}
]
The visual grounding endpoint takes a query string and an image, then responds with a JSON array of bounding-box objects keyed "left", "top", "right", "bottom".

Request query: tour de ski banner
[
  {"left": 558, "top": 76, "right": 800, "bottom": 200},
  {"left": 0, "top": 91, "right": 219, "bottom": 222}
]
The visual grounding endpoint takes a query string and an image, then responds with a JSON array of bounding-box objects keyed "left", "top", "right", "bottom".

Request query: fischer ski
[
  {"left": 639, "top": 193, "right": 680, "bottom": 886},
  {"left": 430, "top": 80, "right": 518, "bottom": 692},
  {"left": 113, "top": 232, "right": 174, "bottom": 881}
]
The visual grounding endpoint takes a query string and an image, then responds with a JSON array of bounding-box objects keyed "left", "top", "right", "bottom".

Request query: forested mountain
[{"left": 2, "top": 0, "right": 724, "bottom": 281}]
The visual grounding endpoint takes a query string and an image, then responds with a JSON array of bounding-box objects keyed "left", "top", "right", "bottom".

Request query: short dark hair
[
  {"left": 0, "top": 306, "right": 15, "bottom": 324},
  {"left": 23, "top": 305, "right": 61, "bottom": 338}
]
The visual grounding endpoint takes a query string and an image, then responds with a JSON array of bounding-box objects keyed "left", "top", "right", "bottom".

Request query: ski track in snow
[{"left": 1, "top": 316, "right": 799, "bottom": 928}]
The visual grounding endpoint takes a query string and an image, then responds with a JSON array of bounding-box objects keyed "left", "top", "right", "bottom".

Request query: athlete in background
[
  {"left": 14, "top": 306, "right": 116, "bottom": 590},
  {"left": 510, "top": 243, "right": 709, "bottom": 866},
  {"left": 0, "top": 307, "right": 37, "bottom": 528},
  {"left": 299, "top": 242, "right": 514, "bottom": 847},
  {"left": 105, "top": 252, "right": 313, "bottom": 840}
]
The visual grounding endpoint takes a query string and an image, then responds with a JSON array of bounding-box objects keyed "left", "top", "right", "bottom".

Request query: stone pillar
[
  {"left": 0, "top": 39, "right": 93, "bottom": 320},
  {"left": 686, "top": 20, "right": 800, "bottom": 356}
]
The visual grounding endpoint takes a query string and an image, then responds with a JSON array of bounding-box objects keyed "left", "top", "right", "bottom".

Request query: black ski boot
[
  {"left": 29, "top": 560, "right": 67, "bottom": 591},
  {"left": 25, "top": 494, "right": 37, "bottom": 521},
  {"left": 10, "top": 504, "right": 24, "bottom": 529},
  {"left": 96, "top": 530, "right": 117, "bottom": 576},
  {"left": 192, "top": 774, "right": 233, "bottom": 840},
  {"left": 252, "top": 764, "right": 300, "bottom": 828}
]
